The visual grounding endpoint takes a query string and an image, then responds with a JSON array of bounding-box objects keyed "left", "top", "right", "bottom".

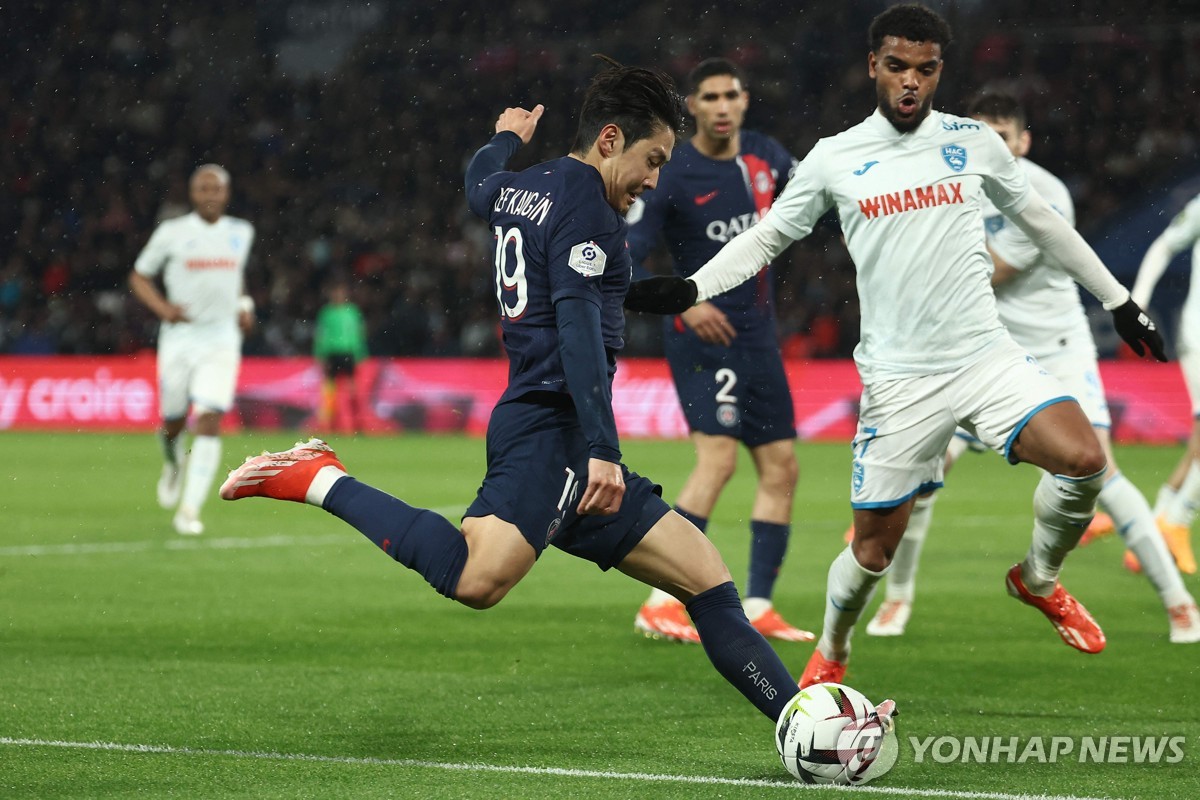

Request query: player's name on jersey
[
  {"left": 857, "top": 181, "right": 964, "bottom": 220},
  {"left": 493, "top": 187, "right": 554, "bottom": 226}
]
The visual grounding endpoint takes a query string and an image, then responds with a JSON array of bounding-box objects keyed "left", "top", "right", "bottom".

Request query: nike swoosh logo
[
  {"left": 694, "top": 190, "right": 720, "bottom": 205},
  {"left": 852, "top": 161, "right": 880, "bottom": 175}
]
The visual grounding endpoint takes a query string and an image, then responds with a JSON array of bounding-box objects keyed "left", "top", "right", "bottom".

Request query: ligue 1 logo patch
[
  {"left": 941, "top": 144, "right": 967, "bottom": 172},
  {"left": 568, "top": 241, "right": 607, "bottom": 277}
]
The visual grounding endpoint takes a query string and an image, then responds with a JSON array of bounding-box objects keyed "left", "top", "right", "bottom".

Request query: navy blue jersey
[
  {"left": 468, "top": 152, "right": 631, "bottom": 407},
  {"left": 626, "top": 130, "right": 796, "bottom": 345}
]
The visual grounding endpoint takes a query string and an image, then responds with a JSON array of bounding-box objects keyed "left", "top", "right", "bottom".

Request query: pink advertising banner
[{"left": 0, "top": 356, "right": 1188, "bottom": 443}]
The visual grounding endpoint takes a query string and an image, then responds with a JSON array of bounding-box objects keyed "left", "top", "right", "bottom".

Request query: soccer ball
[{"left": 775, "top": 682, "right": 898, "bottom": 785}]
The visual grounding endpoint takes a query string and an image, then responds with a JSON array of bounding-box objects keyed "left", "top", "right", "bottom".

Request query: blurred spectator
[{"left": 2, "top": 1, "right": 1197, "bottom": 358}]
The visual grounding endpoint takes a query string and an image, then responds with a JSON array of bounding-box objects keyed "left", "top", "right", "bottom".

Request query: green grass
[{"left": 1, "top": 432, "right": 1198, "bottom": 799}]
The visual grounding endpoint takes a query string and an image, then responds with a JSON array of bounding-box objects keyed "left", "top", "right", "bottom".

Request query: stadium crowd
[{"left": 3, "top": 0, "right": 1197, "bottom": 359}]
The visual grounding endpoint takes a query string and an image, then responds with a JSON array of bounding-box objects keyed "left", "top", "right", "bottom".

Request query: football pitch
[{"left": 2, "top": 431, "right": 1197, "bottom": 799}]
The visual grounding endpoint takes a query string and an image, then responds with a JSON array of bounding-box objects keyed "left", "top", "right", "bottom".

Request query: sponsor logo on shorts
[
  {"left": 852, "top": 460, "right": 865, "bottom": 495},
  {"left": 716, "top": 403, "right": 739, "bottom": 428},
  {"left": 546, "top": 517, "right": 562, "bottom": 545}
]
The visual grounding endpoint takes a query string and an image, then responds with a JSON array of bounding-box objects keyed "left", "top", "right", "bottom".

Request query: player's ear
[
  {"left": 1017, "top": 129, "right": 1032, "bottom": 158},
  {"left": 685, "top": 93, "right": 698, "bottom": 117},
  {"left": 867, "top": 51, "right": 878, "bottom": 79},
  {"left": 597, "top": 123, "right": 622, "bottom": 158}
]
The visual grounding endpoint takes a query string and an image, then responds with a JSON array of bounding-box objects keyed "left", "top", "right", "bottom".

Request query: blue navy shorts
[
  {"left": 664, "top": 334, "right": 796, "bottom": 447},
  {"left": 464, "top": 396, "right": 670, "bottom": 570}
]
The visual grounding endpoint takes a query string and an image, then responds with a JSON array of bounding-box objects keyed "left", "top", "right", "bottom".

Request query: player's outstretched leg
[
  {"left": 621, "top": 511, "right": 797, "bottom": 722},
  {"left": 222, "top": 439, "right": 469, "bottom": 599}
]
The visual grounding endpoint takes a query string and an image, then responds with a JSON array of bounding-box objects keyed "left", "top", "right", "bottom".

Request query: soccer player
[
  {"left": 1130, "top": 192, "right": 1200, "bottom": 575},
  {"left": 625, "top": 57, "right": 811, "bottom": 644},
  {"left": 313, "top": 280, "right": 368, "bottom": 433},
  {"left": 221, "top": 61, "right": 806, "bottom": 727},
  {"left": 129, "top": 164, "right": 256, "bottom": 536},
  {"left": 633, "top": 4, "right": 1166, "bottom": 686},
  {"left": 858, "top": 91, "right": 1199, "bottom": 644}
]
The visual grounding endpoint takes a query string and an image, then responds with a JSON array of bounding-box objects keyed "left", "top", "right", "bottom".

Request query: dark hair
[
  {"left": 687, "top": 57, "right": 742, "bottom": 95},
  {"left": 571, "top": 55, "right": 685, "bottom": 155},
  {"left": 967, "top": 90, "right": 1026, "bottom": 129},
  {"left": 868, "top": 3, "right": 953, "bottom": 52}
]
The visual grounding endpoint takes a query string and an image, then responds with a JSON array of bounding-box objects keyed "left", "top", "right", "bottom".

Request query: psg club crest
[
  {"left": 716, "top": 403, "right": 740, "bottom": 428},
  {"left": 941, "top": 144, "right": 967, "bottom": 173}
]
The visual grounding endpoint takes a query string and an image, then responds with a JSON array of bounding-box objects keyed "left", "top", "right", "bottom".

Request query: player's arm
[
  {"left": 464, "top": 105, "right": 545, "bottom": 218},
  {"left": 555, "top": 296, "right": 625, "bottom": 515},
  {"left": 130, "top": 228, "right": 187, "bottom": 322},
  {"left": 129, "top": 271, "right": 186, "bottom": 322},
  {"left": 237, "top": 226, "right": 257, "bottom": 334},
  {"left": 1131, "top": 203, "right": 1198, "bottom": 308},
  {"left": 1007, "top": 190, "right": 1165, "bottom": 360}
]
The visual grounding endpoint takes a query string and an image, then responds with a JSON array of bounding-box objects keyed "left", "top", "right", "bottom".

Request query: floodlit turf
[{"left": 2, "top": 431, "right": 1198, "bottom": 799}]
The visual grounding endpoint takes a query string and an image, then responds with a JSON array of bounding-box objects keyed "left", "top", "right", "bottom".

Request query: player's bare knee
[
  {"left": 1060, "top": 442, "right": 1107, "bottom": 479},
  {"left": 850, "top": 537, "right": 893, "bottom": 573},
  {"left": 453, "top": 575, "right": 511, "bottom": 610}
]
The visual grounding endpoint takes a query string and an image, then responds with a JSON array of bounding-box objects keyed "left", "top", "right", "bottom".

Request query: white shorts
[
  {"left": 157, "top": 338, "right": 241, "bottom": 419},
  {"left": 1033, "top": 346, "right": 1111, "bottom": 429},
  {"left": 851, "top": 338, "right": 1073, "bottom": 509}
]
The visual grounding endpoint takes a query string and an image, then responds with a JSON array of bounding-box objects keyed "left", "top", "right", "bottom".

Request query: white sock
[
  {"left": 1023, "top": 468, "right": 1105, "bottom": 595},
  {"left": 742, "top": 596, "right": 772, "bottom": 620},
  {"left": 1155, "top": 484, "right": 1178, "bottom": 519},
  {"left": 885, "top": 494, "right": 936, "bottom": 602},
  {"left": 304, "top": 465, "right": 348, "bottom": 507},
  {"left": 181, "top": 435, "right": 222, "bottom": 514},
  {"left": 1165, "top": 461, "right": 1200, "bottom": 528},
  {"left": 1101, "top": 473, "right": 1191, "bottom": 608},
  {"left": 646, "top": 587, "right": 677, "bottom": 606},
  {"left": 818, "top": 546, "right": 888, "bottom": 661}
]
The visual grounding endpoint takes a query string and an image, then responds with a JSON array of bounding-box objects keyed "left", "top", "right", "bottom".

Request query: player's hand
[
  {"left": 577, "top": 458, "right": 625, "bottom": 516},
  {"left": 161, "top": 303, "right": 189, "bottom": 323},
  {"left": 623, "top": 276, "right": 698, "bottom": 314},
  {"left": 495, "top": 104, "right": 545, "bottom": 145},
  {"left": 1111, "top": 298, "right": 1167, "bottom": 362},
  {"left": 681, "top": 302, "right": 737, "bottom": 346}
]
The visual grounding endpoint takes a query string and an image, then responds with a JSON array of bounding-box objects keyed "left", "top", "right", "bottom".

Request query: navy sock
[
  {"left": 674, "top": 506, "right": 709, "bottom": 534},
  {"left": 323, "top": 477, "right": 467, "bottom": 598},
  {"left": 686, "top": 581, "right": 795, "bottom": 721},
  {"left": 747, "top": 520, "right": 790, "bottom": 599}
]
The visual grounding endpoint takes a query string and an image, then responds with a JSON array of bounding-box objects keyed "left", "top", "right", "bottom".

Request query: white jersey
[
  {"left": 984, "top": 158, "right": 1092, "bottom": 360},
  {"left": 762, "top": 109, "right": 1031, "bottom": 382},
  {"left": 1133, "top": 194, "right": 1200, "bottom": 353},
  {"left": 134, "top": 212, "right": 255, "bottom": 345}
]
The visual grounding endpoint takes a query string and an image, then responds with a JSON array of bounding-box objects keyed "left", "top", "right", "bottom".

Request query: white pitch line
[
  {"left": 0, "top": 506, "right": 469, "bottom": 558},
  {"left": 0, "top": 737, "right": 1120, "bottom": 800}
]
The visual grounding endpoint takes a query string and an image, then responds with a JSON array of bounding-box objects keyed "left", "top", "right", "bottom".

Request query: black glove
[
  {"left": 623, "top": 276, "right": 698, "bottom": 315},
  {"left": 1111, "top": 298, "right": 1167, "bottom": 362}
]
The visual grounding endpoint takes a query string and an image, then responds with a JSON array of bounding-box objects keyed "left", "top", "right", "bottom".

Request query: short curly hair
[{"left": 868, "top": 4, "right": 953, "bottom": 53}]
